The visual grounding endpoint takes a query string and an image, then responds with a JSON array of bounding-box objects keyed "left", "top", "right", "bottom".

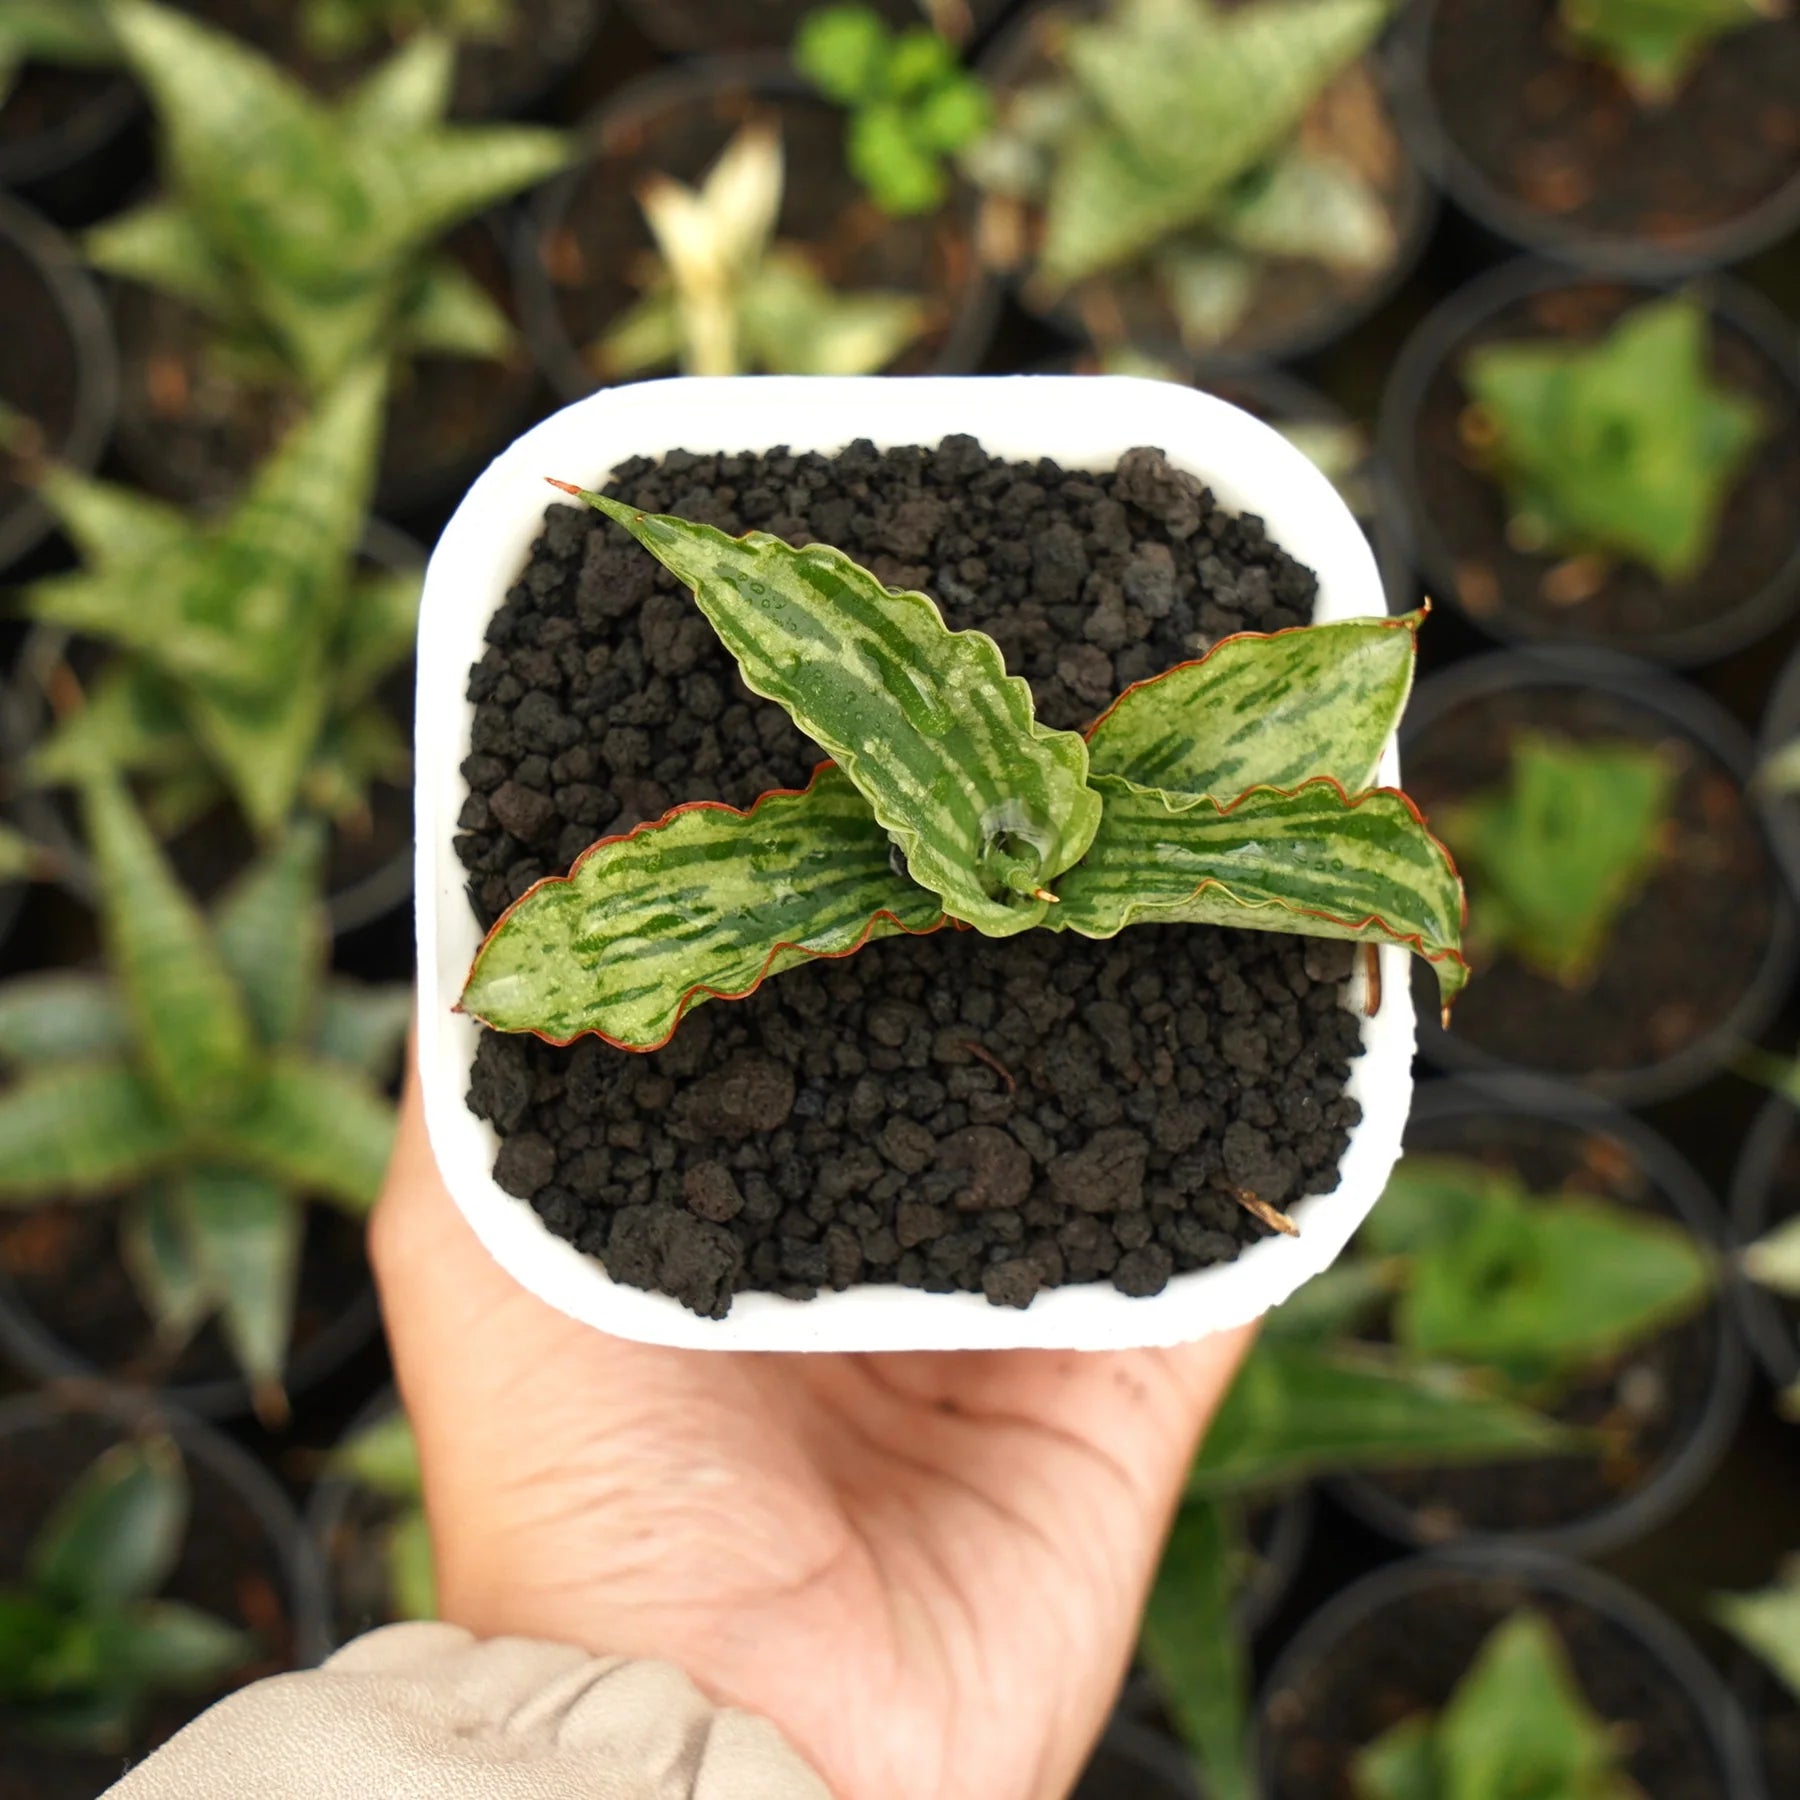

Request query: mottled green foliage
[
  {"left": 1461, "top": 296, "right": 1764, "bottom": 584},
  {"left": 0, "top": 788, "right": 406, "bottom": 1409},
  {"left": 0, "top": 1436, "right": 254, "bottom": 1752},
  {"left": 1560, "top": 0, "right": 1776, "bottom": 102},
  {"left": 1366, "top": 1154, "right": 1714, "bottom": 1395},
  {"left": 1354, "top": 1612, "right": 1639, "bottom": 1800},
  {"left": 0, "top": 0, "right": 114, "bottom": 111},
  {"left": 23, "top": 366, "right": 418, "bottom": 838},
  {"left": 1439, "top": 733, "right": 1675, "bottom": 989},
  {"left": 1715, "top": 1563, "right": 1800, "bottom": 1703},
  {"left": 89, "top": 0, "right": 567, "bottom": 390},
  {"left": 593, "top": 122, "right": 927, "bottom": 380},
  {"left": 795, "top": 3, "right": 993, "bottom": 216},
  {"left": 301, "top": 0, "right": 511, "bottom": 59},
  {"left": 331, "top": 1410, "right": 436, "bottom": 1621},
  {"left": 1744, "top": 1211, "right": 1800, "bottom": 1298}
]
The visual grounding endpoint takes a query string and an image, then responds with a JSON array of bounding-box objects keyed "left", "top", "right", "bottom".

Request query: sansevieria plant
[{"left": 460, "top": 494, "right": 1468, "bottom": 1050}]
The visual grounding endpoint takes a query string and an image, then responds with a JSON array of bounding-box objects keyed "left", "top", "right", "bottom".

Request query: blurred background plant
[
  {"left": 1558, "top": 0, "right": 1780, "bottom": 105},
  {"left": 0, "top": 1, "right": 116, "bottom": 113},
  {"left": 299, "top": 0, "right": 515, "bottom": 60},
  {"left": 327, "top": 1408, "right": 434, "bottom": 1622}
]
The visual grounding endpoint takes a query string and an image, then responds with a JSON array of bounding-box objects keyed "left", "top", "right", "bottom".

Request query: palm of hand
[{"left": 375, "top": 1082, "right": 1248, "bottom": 1800}]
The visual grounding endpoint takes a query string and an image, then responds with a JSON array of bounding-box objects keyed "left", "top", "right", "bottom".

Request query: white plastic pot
[{"left": 415, "top": 375, "right": 1417, "bottom": 1352}]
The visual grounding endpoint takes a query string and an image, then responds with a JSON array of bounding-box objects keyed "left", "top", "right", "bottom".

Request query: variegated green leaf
[
  {"left": 572, "top": 493, "right": 1102, "bottom": 934},
  {"left": 84, "top": 199, "right": 242, "bottom": 326},
  {"left": 1217, "top": 147, "right": 1394, "bottom": 274},
  {"left": 1745, "top": 1213, "right": 1800, "bottom": 1299},
  {"left": 26, "top": 662, "right": 195, "bottom": 788},
  {"left": 337, "top": 568, "right": 423, "bottom": 704},
  {"left": 592, "top": 289, "right": 684, "bottom": 380},
  {"left": 0, "top": 1062, "right": 182, "bottom": 1200},
  {"left": 739, "top": 248, "right": 927, "bottom": 376},
  {"left": 212, "top": 824, "right": 329, "bottom": 1050},
  {"left": 332, "top": 1410, "right": 422, "bottom": 1498},
  {"left": 29, "top": 1436, "right": 187, "bottom": 1612},
  {"left": 120, "top": 1181, "right": 213, "bottom": 1350},
  {"left": 1714, "top": 1571, "right": 1800, "bottom": 1701},
  {"left": 314, "top": 981, "right": 411, "bottom": 1081},
  {"left": 462, "top": 763, "right": 947, "bottom": 1048},
  {"left": 338, "top": 27, "right": 453, "bottom": 134},
  {"left": 212, "top": 1054, "right": 395, "bottom": 1214},
  {"left": 402, "top": 255, "right": 517, "bottom": 362},
  {"left": 82, "top": 779, "right": 259, "bottom": 1123},
  {"left": 184, "top": 669, "right": 333, "bottom": 839},
  {"left": 33, "top": 466, "right": 189, "bottom": 572},
  {"left": 1086, "top": 613, "right": 1420, "bottom": 794},
  {"left": 302, "top": 705, "right": 410, "bottom": 821},
  {"left": 1054, "top": 774, "right": 1468, "bottom": 1003},
  {"left": 0, "top": 974, "right": 129, "bottom": 1068}
]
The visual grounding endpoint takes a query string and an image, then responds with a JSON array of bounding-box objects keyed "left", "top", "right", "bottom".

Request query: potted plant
[
  {"left": 1378, "top": 261, "right": 1800, "bottom": 666},
  {"left": 0, "top": 1387, "right": 324, "bottom": 1800},
  {"left": 1718, "top": 1563, "right": 1800, "bottom": 1800},
  {"left": 1258, "top": 1548, "right": 1761, "bottom": 1796},
  {"left": 0, "top": 784, "right": 406, "bottom": 1423},
  {"left": 1756, "top": 638, "right": 1800, "bottom": 906},
  {"left": 1330, "top": 1078, "right": 1746, "bottom": 1556},
  {"left": 619, "top": 0, "right": 1010, "bottom": 58},
  {"left": 1392, "top": 0, "right": 1800, "bottom": 273},
  {"left": 84, "top": 0, "right": 569, "bottom": 514},
  {"left": 0, "top": 195, "right": 116, "bottom": 575},
  {"left": 515, "top": 56, "right": 996, "bottom": 403},
  {"left": 1729, "top": 1089, "right": 1800, "bottom": 1407},
  {"left": 416, "top": 373, "right": 1460, "bottom": 1350},
  {"left": 965, "top": 0, "right": 1432, "bottom": 365},
  {"left": 1401, "top": 647, "right": 1794, "bottom": 1103}
]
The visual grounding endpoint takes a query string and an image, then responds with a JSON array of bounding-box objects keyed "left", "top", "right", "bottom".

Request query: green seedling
[
  {"left": 1438, "top": 732, "right": 1676, "bottom": 990},
  {"left": 0, "top": 789, "right": 408, "bottom": 1422},
  {"left": 1741, "top": 1207, "right": 1800, "bottom": 1418},
  {"left": 1460, "top": 295, "right": 1764, "bottom": 585},
  {"left": 301, "top": 0, "right": 511, "bottom": 59},
  {"left": 1715, "top": 1560, "right": 1800, "bottom": 1702},
  {"left": 795, "top": 2, "right": 993, "bottom": 216},
  {"left": 1559, "top": 0, "right": 1782, "bottom": 105},
  {"left": 593, "top": 121, "right": 930, "bottom": 379},
  {"left": 0, "top": 1434, "right": 255, "bottom": 1752},
  {"left": 0, "top": 1, "right": 114, "bottom": 112},
  {"left": 330, "top": 1410, "right": 435, "bottom": 1622}
]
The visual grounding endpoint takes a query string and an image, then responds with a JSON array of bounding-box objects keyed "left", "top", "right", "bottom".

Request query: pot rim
[
  {"left": 1726, "top": 1092, "right": 1800, "bottom": 1391},
  {"left": 414, "top": 371, "right": 1417, "bottom": 1351},
  {"left": 0, "top": 69, "right": 140, "bottom": 191}
]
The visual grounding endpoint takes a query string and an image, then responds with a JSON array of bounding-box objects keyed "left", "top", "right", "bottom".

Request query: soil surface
[
  {"left": 1401, "top": 281, "right": 1800, "bottom": 652},
  {"left": 1405, "top": 683, "right": 1779, "bottom": 1078},
  {"left": 1423, "top": 0, "right": 1800, "bottom": 251},
  {"left": 455, "top": 438, "right": 1366, "bottom": 1314},
  {"left": 0, "top": 218, "right": 81, "bottom": 550},
  {"left": 619, "top": 0, "right": 1012, "bottom": 56},
  {"left": 528, "top": 77, "right": 982, "bottom": 387},
  {"left": 0, "top": 1202, "right": 371, "bottom": 1397},
  {"left": 1261, "top": 1571, "right": 1725, "bottom": 1798},
  {"left": 0, "top": 1411, "right": 295, "bottom": 1800},
  {"left": 1351, "top": 1108, "right": 1722, "bottom": 1538}
]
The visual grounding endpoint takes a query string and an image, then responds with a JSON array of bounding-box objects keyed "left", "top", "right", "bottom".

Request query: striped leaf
[
  {"left": 568, "top": 491, "right": 1101, "bottom": 935},
  {"left": 211, "top": 1054, "right": 396, "bottom": 1214},
  {"left": 121, "top": 1181, "right": 213, "bottom": 1351},
  {"left": 462, "top": 764, "right": 947, "bottom": 1049},
  {"left": 0, "top": 1062, "right": 183, "bottom": 1200},
  {"left": 315, "top": 980, "right": 412, "bottom": 1081},
  {"left": 1053, "top": 774, "right": 1469, "bottom": 1004},
  {"left": 0, "top": 975, "right": 129, "bottom": 1068},
  {"left": 29, "top": 1437, "right": 187, "bottom": 1612},
  {"left": 1086, "top": 612, "right": 1421, "bottom": 794},
  {"left": 34, "top": 467, "right": 189, "bottom": 572},
  {"left": 212, "top": 824, "right": 329, "bottom": 1050}
]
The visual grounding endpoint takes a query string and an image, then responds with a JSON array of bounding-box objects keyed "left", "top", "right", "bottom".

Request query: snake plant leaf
[
  {"left": 1261, "top": 1256, "right": 1399, "bottom": 1346},
  {"left": 1053, "top": 775, "right": 1468, "bottom": 1004},
  {"left": 85, "top": 199, "right": 242, "bottom": 326},
  {"left": 82, "top": 778, "right": 259, "bottom": 1124},
  {"left": 592, "top": 289, "right": 685, "bottom": 381},
  {"left": 1744, "top": 1213, "right": 1800, "bottom": 1298},
  {"left": 401, "top": 255, "right": 516, "bottom": 360},
  {"left": 1560, "top": 0, "right": 1774, "bottom": 103},
  {"left": 572, "top": 493, "right": 1102, "bottom": 933},
  {"left": 0, "top": 1063, "right": 182, "bottom": 1200},
  {"left": 184, "top": 673, "right": 334, "bottom": 842},
  {"left": 1352, "top": 1715, "right": 1435, "bottom": 1800},
  {"left": 303, "top": 705, "right": 412, "bottom": 820},
  {"left": 740, "top": 249, "right": 928, "bottom": 376},
  {"left": 0, "top": 0, "right": 115, "bottom": 110},
  {"left": 87, "top": 1601, "right": 257, "bottom": 1694},
  {"left": 120, "top": 1181, "right": 213, "bottom": 1351},
  {"left": 1188, "top": 1339, "right": 1575, "bottom": 1501},
  {"left": 212, "top": 1054, "right": 396, "bottom": 1214},
  {"left": 0, "top": 974, "right": 129, "bottom": 1067},
  {"left": 1217, "top": 147, "right": 1395, "bottom": 274},
  {"left": 212, "top": 824, "right": 329, "bottom": 1050},
  {"left": 25, "top": 663, "right": 194, "bottom": 790},
  {"left": 1715, "top": 1570, "right": 1800, "bottom": 1701},
  {"left": 338, "top": 569, "right": 424, "bottom": 705},
  {"left": 33, "top": 468, "right": 188, "bottom": 572},
  {"left": 1141, "top": 1501, "right": 1253, "bottom": 1800},
  {"left": 314, "top": 981, "right": 412, "bottom": 1081},
  {"left": 1086, "top": 613, "right": 1421, "bottom": 795},
  {"left": 338, "top": 25, "right": 455, "bottom": 132},
  {"left": 28, "top": 1437, "right": 187, "bottom": 1613},
  {"left": 332, "top": 1410, "right": 424, "bottom": 1497},
  {"left": 463, "top": 764, "right": 947, "bottom": 1047}
]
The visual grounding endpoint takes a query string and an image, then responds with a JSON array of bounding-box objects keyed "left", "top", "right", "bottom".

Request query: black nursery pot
[
  {"left": 513, "top": 56, "right": 1000, "bottom": 403},
  {"left": 0, "top": 1388, "right": 328, "bottom": 1800},
  {"left": 1404, "top": 646, "right": 1797, "bottom": 1104},
  {"left": 1331, "top": 1075, "right": 1750, "bottom": 1559},
  {"left": 1072, "top": 1716, "right": 1203, "bottom": 1800},
  {"left": 1735, "top": 1655, "right": 1800, "bottom": 1800},
  {"left": 1256, "top": 1546, "right": 1763, "bottom": 1799},
  {"left": 1377, "top": 259, "right": 1800, "bottom": 666},
  {"left": 0, "top": 63, "right": 142, "bottom": 229},
  {"left": 1391, "top": 0, "right": 1800, "bottom": 274},
  {"left": 0, "top": 194, "right": 118, "bottom": 575},
  {"left": 615, "top": 0, "right": 1015, "bottom": 57},
  {"left": 1727, "top": 1095, "right": 1800, "bottom": 1395}
]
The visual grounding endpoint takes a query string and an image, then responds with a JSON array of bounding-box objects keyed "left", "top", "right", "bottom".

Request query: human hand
[{"left": 372, "top": 1053, "right": 1252, "bottom": 1800}]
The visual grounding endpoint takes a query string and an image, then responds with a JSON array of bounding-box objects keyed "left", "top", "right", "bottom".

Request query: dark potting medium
[
  {"left": 1257, "top": 1548, "right": 1763, "bottom": 1800},
  {"left": 1404, "top": 648, "right": 1795, "bottom": 1104},
  {"left": 513, "top": 58, "right": 1000, "bottom": 404},
  {"left": 1378, "top": 261, "right": 1800, "bottom": 667},
  {"left": 1393, "top": 0, "right": 1800, "bottom": 273},
  {"left": 454, "top": 438, "right": 1367, "bottom": 1317},
  {"left": 1728, "top": 1096, "right": 1800, "bottom": 1394},
  {"left": 0, "top": 1390, "right": 327, "bottom": 1800},
  {"left": 1333, "top": 1077, "right": 1748, "bottom": 1558}
]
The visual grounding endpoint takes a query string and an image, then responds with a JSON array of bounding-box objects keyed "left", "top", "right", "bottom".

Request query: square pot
[{"left": 415, "top": 375, "right": 1417, "bottom": 1351}]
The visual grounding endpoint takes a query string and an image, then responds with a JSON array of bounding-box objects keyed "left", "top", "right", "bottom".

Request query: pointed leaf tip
[{"left": 544, "top": 477, "right": 584, "bottom": 496}]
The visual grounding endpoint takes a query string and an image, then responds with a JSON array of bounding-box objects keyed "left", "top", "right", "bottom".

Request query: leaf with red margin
[
  {"left": 460, "top": 764, "right": 947, "bottom": 1050},
  {"left": 1051, "top": 773, "right": 1469, "bottom": 1004}
]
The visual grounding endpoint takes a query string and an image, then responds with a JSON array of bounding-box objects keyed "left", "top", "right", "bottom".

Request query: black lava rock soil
[{"left": 455, "top": 437, "right": 1366, "bottom": 1316}]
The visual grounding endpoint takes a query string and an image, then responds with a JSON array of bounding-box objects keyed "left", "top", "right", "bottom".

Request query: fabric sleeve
[{"left": 102, "top": 1620, "right": 834, "bottom": 1800}]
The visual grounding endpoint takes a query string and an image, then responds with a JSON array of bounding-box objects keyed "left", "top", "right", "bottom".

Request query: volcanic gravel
[{"left": 455, "top": 437, "right": 1366, "bottom": 1315}]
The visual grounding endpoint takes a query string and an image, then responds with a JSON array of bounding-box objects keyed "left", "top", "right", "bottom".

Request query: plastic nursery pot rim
[
  {"left": 414, "top": 373, "right": 1417, "bottom": 1353},
  {"left": 1390, "top": 0, "right": 1800, "bottom": 276},
  {"left": 1403, "top": 643, "right": 1799, "bottom": 1105},
  {"left": 1375, "top": 257, "right": 1800, "bottom": 668},
  {"left": 0, "top": 71, "right": 139, "bottom": 192},
  {"left": 0, "top": 193, "right": 119, "bottom": 574},
  {"left": 1727, "top": 1094, "right": 1800, "bottom": 1391},
  {"left": 1330, "top": 1072, "right": 1752, "bottom": 1560},
  {"left": 1755, "top": 636, "right": 1800, "bottom": 907},
  {"left": 1254, "top": 1543, "right": 1765, "bottom": 1798},
  {"left": 0, "top": 1386, "right": 330, "bottom": 1672},
  {"left": 510, "top": 55, "right": 1002, "bottom": 406}
]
